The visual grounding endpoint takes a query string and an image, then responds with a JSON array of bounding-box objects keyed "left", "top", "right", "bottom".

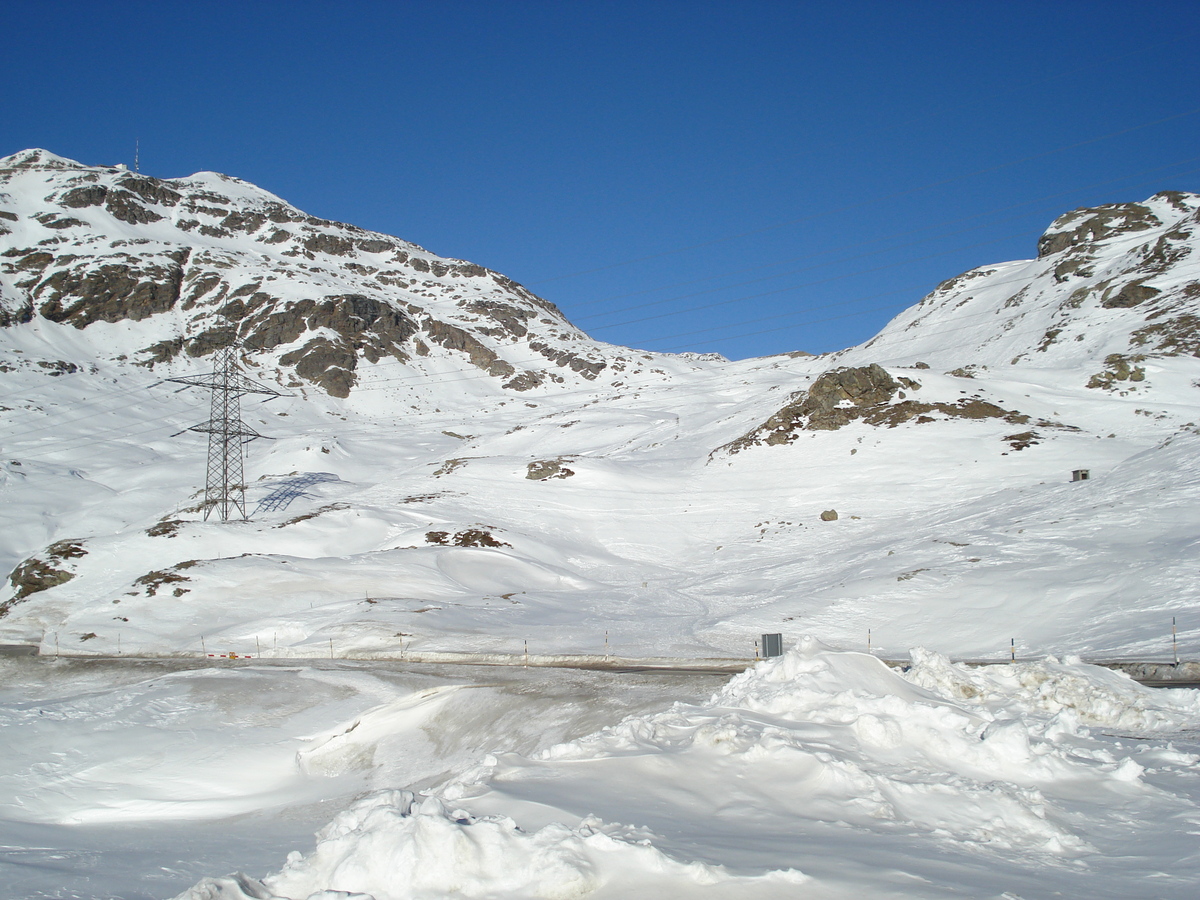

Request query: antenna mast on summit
[
  {"left": 134, "top": 138, "right": 139, "bottom": 174},
  {"left": 167, "top": 347, "right": 286, "bottom": 522}
]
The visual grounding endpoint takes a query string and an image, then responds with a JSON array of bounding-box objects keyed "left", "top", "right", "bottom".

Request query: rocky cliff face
[{"left": 0, "top": 150, "right": 617, "bottom": 398}]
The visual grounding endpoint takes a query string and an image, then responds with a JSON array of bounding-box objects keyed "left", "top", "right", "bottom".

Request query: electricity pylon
[{"left": 168, "top": 347, "right": 286, "bottom": 521}]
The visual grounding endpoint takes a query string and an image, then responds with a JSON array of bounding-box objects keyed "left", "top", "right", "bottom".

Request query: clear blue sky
[{"left": 4, "top": 1, "right": 1198, "bottom": 359}]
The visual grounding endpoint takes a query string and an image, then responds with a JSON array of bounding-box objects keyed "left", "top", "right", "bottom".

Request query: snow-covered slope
[
  {"left": 0, "top": 148, "right": 642, "bottom": 404},
  {"left": 839, "top": 190, "right": 1200, "bottom": 375},
  {"left": 2, "top": 150, "right": 1198, "bottom": 661}
]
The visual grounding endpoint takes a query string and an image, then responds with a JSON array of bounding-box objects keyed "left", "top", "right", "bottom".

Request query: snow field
[{"left": 5, "top": 349, "right": 1198, "bottom": 661}]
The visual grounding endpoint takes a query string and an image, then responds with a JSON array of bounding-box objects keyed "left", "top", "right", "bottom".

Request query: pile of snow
[
  {"left": 181, "top": 792, "right": 776, "bottom": 900},
  {"left": 179, "top": 640, "right": 1200, "bottom": 899}
]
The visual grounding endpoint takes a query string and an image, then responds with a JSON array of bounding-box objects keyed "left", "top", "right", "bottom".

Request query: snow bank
[
  {"left": 176, "top": 790, "right": 761, "bottom": 900},
  {"left": 521, "top": 637, "right": 1182, "bottom": 855},
  {"left": 903, "top": 646, "right": 1200, "bottom": 732},
  {"left": 178, "top": 640, "right": 1200, "bottom": 898}
]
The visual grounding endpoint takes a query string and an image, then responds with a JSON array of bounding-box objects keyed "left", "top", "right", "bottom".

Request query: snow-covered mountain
[{"left": 2, "top": 149, "right": 1198, "bottom": 661}]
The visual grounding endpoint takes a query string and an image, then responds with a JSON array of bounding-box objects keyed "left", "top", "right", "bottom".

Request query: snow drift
[{"left": 177, "top": 641, "right": 1200, "bottom": 899}]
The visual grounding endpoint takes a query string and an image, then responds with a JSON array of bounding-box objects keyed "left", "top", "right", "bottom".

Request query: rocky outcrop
[
  {"left": 423, "top": 318, "right": 515, "bottom": 379},
  {"left": 528, "top": 341, "right": 607, "bottom": 380},
  {"left": 717, "top": 364, "right": 1042, "bottom": 456},
  {"left": 721, "top": 364, "right": 901, "bottom": 452},
  {"left": 425, "top": 528, "right": 511, "bottom": 548},
  {"left": 1037, "top": 201, "right": 1162, "bottom": 258},
  {"left": 32, "top": 251, "right": 189, "bottom": 327},
  {"left": 1, "top": 540, "right": 87, "bottom": 616},
  {"left": 1087, "top": 353, "right": 1147, "bottom": 389},
  {"left": 526, "top": 458, "right": 576, "bottom": 480}
]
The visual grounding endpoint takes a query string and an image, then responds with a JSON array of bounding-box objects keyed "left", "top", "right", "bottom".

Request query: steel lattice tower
[{"left": 168, "top": 347, "right": 285, "bottom": 521}]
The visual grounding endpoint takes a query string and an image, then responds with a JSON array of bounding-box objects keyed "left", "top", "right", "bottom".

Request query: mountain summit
[{"left": 0, "top": 149, "right": 632, "bottom": 402}]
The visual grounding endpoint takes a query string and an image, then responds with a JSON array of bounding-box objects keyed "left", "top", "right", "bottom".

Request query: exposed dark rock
[
  {"left": 36, "top": 359, "right": 79, "bottom": 376},
  {"left": 116, "top": 174, "right": 181, "bottom": 207},
  {"left": 502, "top": 371, "right": 545, "bottom": 391},
  {"left": 718, "top": 364, "right": 1037, "bottom": 455},
  {"left": 183, "top": 326, "right": 237, "bottom": 357},
  {"left": 304, "top": 233, "right": 355, "bottom": 256},
  {"left": 1087, "top": 353, "right": 1147, "bottom": 389},
  {"left": 280, "top": 336, "right": 358, "bottom": 398},
  {"left": 146, "top": 519, "right": 185, "bottom": 538},
  {"left": 220, "top": 210, "right": 266, "bottom": 233},
  {"left": 7, "top": 249, "right": 55, "bottom": 270},
  {"left": 60, "top": 185, "right": 109, "bottom": 208},
  {"left": 34, "top": 213, "right": 86, "bottom": 229},
  {"left": 1052, "top": 255, "right": 1093, "bottom": 283},
  {"left": 425, "top": 318, "right": 514, "bottom": 378},
  {"left": 104, "top": 190, "right": 163, "bottom": 225},
  {"left": 526, "top": 459, "right": 576, "bottom": 480},
  {"left": 133, "top": 568, "right": 191, "bottom": 597},
  {"left": 724, "top": 365, "right": 899, "bottom": 451},
  {"left": 2, "top": 540, "right": 87, "bottom": 613},
  {"left": 1131, "top": 305, "right": 1200, "bottom": 357},
  {"left": 432, "top": 458, "right": 468, "bottom": 477},
  {"left": 0, "top": 153, "right": 616, "bottom": 400},
  {"left": 35, "top": 251, "right": 188, "bottom": 327},
  {"left": 181, "top": 272, "right": 224, "bottom": 310},
  {"left": 426, "top": 528, "right": 510, "bottom": 548},
  {"left": 528, "top": 341, "right": 606, "bottom": 379},
  {"left": 1101, "top": 280, "right": 1161, "bottom": 309},
  {"left": 465, "top": 299, "right": 534, "bottom": 338},
  {"left": 356, "top": 238, "right": 393, "bottom": 254},
  {"left": 0, "top": 299, "right": 34, "bottom": 327},
  {"left": 1004, "top": 431, "right": 1040, "bottom": 450},
  {"left": 820, "top": 509, "right": 838, "bottom": 522},
  {"left": 1038, "top": 202, "right": 1160, "bottom": 258}
]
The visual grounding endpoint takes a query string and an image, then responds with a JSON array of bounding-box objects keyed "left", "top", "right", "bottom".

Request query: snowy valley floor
[{"left": 2, "top": 645, "right": 1199, "bottom": 899}]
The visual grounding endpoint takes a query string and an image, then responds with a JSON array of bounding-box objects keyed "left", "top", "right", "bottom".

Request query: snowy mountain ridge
[
  {"left": 0, "top": 148, "right": 640, "bottom": 405},
  {"left": 1, "top": 149, "right": 1199, "bottom": 662}
]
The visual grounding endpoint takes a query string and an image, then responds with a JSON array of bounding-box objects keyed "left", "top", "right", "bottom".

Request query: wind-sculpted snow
[
  {"left": 180, "top": 792, "right": 757, "bottom": 900},
  {"left": 177, "top": 641, "right": 1200, "bottom": 899}
]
